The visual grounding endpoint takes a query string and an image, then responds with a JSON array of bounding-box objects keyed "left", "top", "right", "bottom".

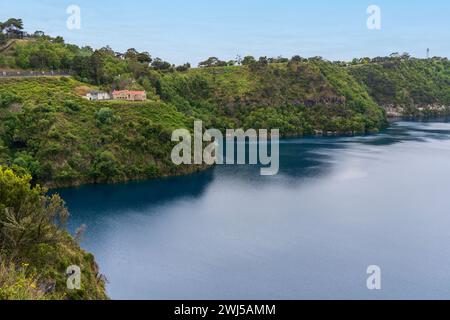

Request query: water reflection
[
  {"left": 58, "top": 170, "right": 215, "bottom": 219},
  {"left": 58, "top": 120, "right": 450, "bottom": 299}
]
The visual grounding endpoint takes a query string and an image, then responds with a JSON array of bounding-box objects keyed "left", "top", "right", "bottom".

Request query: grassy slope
[{"left": 0, "top": 77, "right": 203, "bottom": 188}]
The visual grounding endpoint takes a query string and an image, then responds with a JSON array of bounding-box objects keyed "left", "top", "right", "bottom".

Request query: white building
[{"left": 85, "top": 91, "right": 111, "bottom": 101}]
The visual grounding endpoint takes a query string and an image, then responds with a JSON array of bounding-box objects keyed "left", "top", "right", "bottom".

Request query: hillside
[
  {"left": 159, "top": 60, "right": 386, "bottom": 135},
  {"left": 0, "top": 38, "right": 387, "bottom": 135},
  {"left": 1, "top": 17, "right": 449, "bottom": 301},
  {"left": 1, "top": 57, "right": 450, "bottom": 189},
  {"left": 0, "top": 166, "right": 107, "bottom": 300},
  {"left": 0, "top": 62, "right": 389, "bottom": 188},
  {"left": 349, "top": 57, "right": 450, "bottom": 116},
  {"left": 0, "top": 31, "right": 449, "bottom": 190},
  {"left": 0, "top": 77, "right": 205, "bottom": 189}
]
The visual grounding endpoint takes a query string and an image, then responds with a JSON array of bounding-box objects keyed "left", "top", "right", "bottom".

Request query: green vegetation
[
  {"left": 0, "top": 17, "right": 449, "bottom": 300},
  {"left": 2, "top": 40, "right": 450, "bottom": 188},
  {"left": 0, "top": 166, "right": 107, "bottom": 300},
  {"left": 0, "top": 77, "right": 203, "bottom": 188},
  {"left": 158, "top": 60, "right": 386, "bottom": 135},
  {"left": 0, "top": 18, "right": 448, "bottom": 188},
  {"left": 349, "top": 56, "right": 450, "bottom": 116},
  {"left": 0, "top": 18, "right": 24, "bottom": 45},
  {"left": 0, "top": 63, "right": 389, "bottom": 187}
]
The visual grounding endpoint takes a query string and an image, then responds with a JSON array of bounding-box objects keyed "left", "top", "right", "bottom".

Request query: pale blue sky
[{"left": 1, "top": 0, "right": 449, "bottom": 65}]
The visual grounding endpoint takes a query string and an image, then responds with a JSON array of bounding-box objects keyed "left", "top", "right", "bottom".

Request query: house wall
[
  {"left": 86, "top": 94, "right": 98, "bottom": 101},
  {"left": 131, "top": 93, "right": 147, "bottom": 101},
  {"left": 98, "top": 93, "right": 111, "bottom": 100},
  {"left": 112, "top": 91, "right": 147, "bottom": 101},
  {"left": 85, "top": 92, "right": 111, "bottom": 101},
  {"left": 112, "top": 93, "right": 128, "bottom": 100}
]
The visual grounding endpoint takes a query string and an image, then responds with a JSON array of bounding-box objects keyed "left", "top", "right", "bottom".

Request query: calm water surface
[{"left": 58, "top": 121, "right": 450, "bottom": 299}]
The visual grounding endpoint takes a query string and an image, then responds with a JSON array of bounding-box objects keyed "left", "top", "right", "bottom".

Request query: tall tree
[
  {"left": 124, "top": 48, "right": 139, "bottom": 60},
  {"left": 2, "top": 18, "right": 24, "bottom": 38},
  {"left": 136, "top": 51, "right": 152, "bottom": 64},
  {"left": 241, "top": 56, "right": 256, "bottom": 66},
  {"left": 198, "top": 57, "right": 227, "bottom": 68},
  {"left": 91, "top": 50, "right": 106, "bottom": 84},
  {"left": 151, "top": 58, "right": 172, "bottom": 70}
]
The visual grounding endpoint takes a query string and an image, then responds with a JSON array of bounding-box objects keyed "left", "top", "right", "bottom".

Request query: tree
[
  {"left": 258, "top": 56, "right": 269, "bottom": 66},
  {"left": 136, "top": 52, "right": 152, "bottom": 64},
  {"left": 98, "top": 46, "right": 115, "bottom": 56},
  {"left": 1, "top": 18, "right": 24, "bottom": 39},
  {"left": 53, "top": 36, "right": 65, "bottom": 44},
  {"left": 198, "top": 57, "right": 227, "bottom": 68},
  {"left": 72, "top": 55, "right": 95, "bottom": 81},
  {"left": 91, "top": 151, "right": 121, "bottom": 181},
  {"left": 128, "top": 59, "right": 148, "bottom": 78},
  {"left": 91, "top": 50, "right": 106, "bottom": 84},
  {"left": 175, "top": 63, "right": 191, "bottom": 72},
  {"left": 95, "top": 107, "right": 116, "bottom": 125},
  {"left": 400, "top": 52, "right": 411, "bottom": 60},
  {"left": 33, "top": 31, "right": 45, "bottom": 38},
  {"left": 269, "top": 56, "right": 288, "bottom": 63},
  {"left": 151, "top": 58, "right": 172, "bottom": 71},
  {"left": 241, "top": 56, "right": 256, "bottom": 66},
  {"left": 123, "top": 49, "right": 152, "bottom": 65},
  {"left": 0, "top": 166, "right": 68, "bottom": 259},
  {"left": 124, "top": 48, "right": 138, "bottom": 60},
  {"left": 291, "top": 55, "right": 304, "bottom": 63}
]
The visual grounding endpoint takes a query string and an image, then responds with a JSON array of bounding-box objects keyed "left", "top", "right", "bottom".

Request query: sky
[{"left": 1, "top": 0, "right": 449, "bottom": 65}]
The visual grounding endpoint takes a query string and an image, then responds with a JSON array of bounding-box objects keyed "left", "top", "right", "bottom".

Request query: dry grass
[
  {"left": 74, "top": 85, "right": 94, "bottom": 96},
  {"left": 0, "top": 261, "right": 46, "bottom": 300}
]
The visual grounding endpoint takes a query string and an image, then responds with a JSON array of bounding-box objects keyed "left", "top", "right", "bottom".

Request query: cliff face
[
  {"left": 349, "top": 58, "right": 450, "bottom": 117},
  {"left": 383, "top": 104, "right": 450, "bottom": 117}
]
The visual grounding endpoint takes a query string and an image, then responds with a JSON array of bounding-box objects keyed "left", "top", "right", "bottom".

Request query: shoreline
[{"left": 43, "top": 117, "right": 450, "bottom": 191}]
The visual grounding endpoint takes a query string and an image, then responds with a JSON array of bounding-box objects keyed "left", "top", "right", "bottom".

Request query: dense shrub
[
  {"left": 0, "top": 166, "right": 107, "bottom": 300},
  {"left": 95, "top": 107, "right": 116, "bottom": 125},
  {"left": 0, "top": 93, "right": 21, "bottom": 108},
  {"left": 64, "top": 100, "right": 81, "bottom": 112}
]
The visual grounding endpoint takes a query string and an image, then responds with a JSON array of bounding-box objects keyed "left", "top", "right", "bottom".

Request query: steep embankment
[
  {"left": 349, "top": 58, "right": 450, "bottom": 117},
  {"left": 0, "top": 166, "right": 107, "bottom": 300},
  {"left": 159, "top": 60, "right": 386, "bottom": 135},
  {"left": 0, "top": 61, "right": 389, "bottom": 188}
]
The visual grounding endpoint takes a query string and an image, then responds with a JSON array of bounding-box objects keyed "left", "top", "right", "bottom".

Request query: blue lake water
[{"left": 58, "top": 121, "right": 450, "bottom": 299}]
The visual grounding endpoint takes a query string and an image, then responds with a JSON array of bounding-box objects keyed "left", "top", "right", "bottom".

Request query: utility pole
[{"left": 427, "top": 48, "right": 430, "bottom": 59}]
